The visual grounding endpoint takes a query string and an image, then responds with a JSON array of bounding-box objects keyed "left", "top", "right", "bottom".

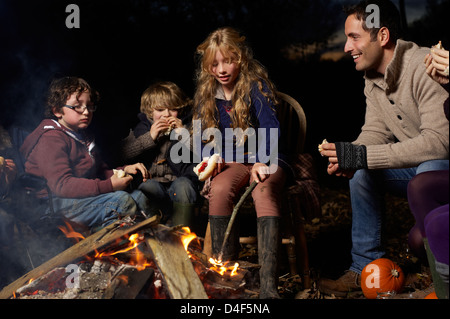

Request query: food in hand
[
  {"left": 434, "top": 41, "right": 444, "bottom": 50},
  {"left": 318, "top": 139, "right": 328, "bottom": 155},
  {"left": 193, "top": 154, "right": 220, "bottom": 181},
  {"left": 164, "top": 124, "right": 176, "bottom": 136},
  {"left": 113, "top": 169, "right": 128, "bottom": 178},
  {"left": 0, "top": 156, "right": 5, "bottom": 174}
]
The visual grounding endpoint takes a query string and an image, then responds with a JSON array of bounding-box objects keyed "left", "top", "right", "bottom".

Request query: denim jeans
[
  {"left": 49, "top": 189, "right": 151, "bottom": 230},
  {"left": 349, "top": 159, "right": 449, "bottom": 274},
  {"left": 138, "top": 177, "right": 197, "bottom": 217}
]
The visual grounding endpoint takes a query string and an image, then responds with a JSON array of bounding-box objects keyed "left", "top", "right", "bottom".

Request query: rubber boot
[
  {"left": 257, "top": 216, "right": 281, "bottom": 299},
  {"left": 171, "top": 202, "right": 195, "bottom": 229},
  {"left": 424, "top": 238, "right": 449, "bottom": 299},
  {"left": 209, "top": 215, "right": 239, "bottom": 262}
]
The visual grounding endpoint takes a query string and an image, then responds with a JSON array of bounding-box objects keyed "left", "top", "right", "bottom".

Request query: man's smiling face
[{"left": 344, "top": 14, "right": 384, "bottom": 73}]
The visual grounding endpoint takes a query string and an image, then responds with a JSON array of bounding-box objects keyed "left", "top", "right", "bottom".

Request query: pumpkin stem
[{"left": 391, "top": 269, "right": 399, "bottom": 278}]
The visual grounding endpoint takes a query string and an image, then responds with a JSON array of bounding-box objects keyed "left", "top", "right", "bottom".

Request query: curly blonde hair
[
  {"left": 140, "top": 81, "right": 191, "bottom": 119},
  {"left": 193, "top": 27, "right": 278, "bottom": 133}
]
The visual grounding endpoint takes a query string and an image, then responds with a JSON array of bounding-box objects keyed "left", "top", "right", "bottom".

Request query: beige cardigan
[{"left": 354, "top": 40, "right": 449, "bottom": 169}]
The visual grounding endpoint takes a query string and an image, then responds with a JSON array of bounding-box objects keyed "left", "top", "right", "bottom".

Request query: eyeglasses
[{"left": 63, "top": 104, "right": 97, "bottom": 113}]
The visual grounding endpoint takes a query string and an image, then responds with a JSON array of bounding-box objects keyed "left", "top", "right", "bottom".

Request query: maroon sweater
[{"left": 20, "top": 119, "right": 117, "bottom": 198}]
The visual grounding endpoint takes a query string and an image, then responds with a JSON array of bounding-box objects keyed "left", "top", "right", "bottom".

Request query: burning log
[
  {"left": 0, "top": 216, "right": 159, "bottom": 299},
  {"left": 145, "top": 225, "right": 208, "bottom": 299},
  {"left": 104, "top": 263, "right": 154, "bottom": 299},
  {"left": 3, "top": 215, "right": 259, "bottom": 299}
]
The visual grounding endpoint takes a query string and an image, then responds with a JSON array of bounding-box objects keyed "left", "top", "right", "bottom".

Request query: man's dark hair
[{"left": 344, "top": 0, "right": 404, "bottom": 42}]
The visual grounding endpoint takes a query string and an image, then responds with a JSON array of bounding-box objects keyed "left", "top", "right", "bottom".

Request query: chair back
[{"left": 276, "top": 92, "right": 307, "bottom": 157}]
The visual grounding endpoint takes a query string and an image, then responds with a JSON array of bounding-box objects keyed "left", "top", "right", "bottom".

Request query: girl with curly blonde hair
[{"left": 194, "top": 27, "right": 287, "bottom": 299}]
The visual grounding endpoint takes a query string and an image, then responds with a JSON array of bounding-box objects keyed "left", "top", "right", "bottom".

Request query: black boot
[
  {"left": 257, "top": 216, "right": 281, "bottom": 299},
  {"left": 209, "top": 215, "right": 239, "bottom": 262},
  {"left": 171, "top": 202, "right": 195, "bottom": 228}
]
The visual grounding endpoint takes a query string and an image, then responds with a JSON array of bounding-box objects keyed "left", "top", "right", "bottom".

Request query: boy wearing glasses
[{"left": 20, "top": 77, "right": 153, "bottom": 231}]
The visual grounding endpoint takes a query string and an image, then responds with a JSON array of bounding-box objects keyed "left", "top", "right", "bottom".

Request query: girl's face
[
  {"left": 210, "top": 50, "right": 240, "bottom": 92},
  {"left": 153, "top": 107, "right": 178, "bottom": 121},
  {"left": 54, "top": 91, "right": 93, "bottom": 132}
]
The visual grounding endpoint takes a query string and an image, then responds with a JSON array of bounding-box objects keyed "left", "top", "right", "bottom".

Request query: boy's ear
[{"left": 52, "top": 107, "right": 63, "bottom": 119}]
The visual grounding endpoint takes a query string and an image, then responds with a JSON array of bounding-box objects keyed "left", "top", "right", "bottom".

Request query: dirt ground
[{"left": 274, "top": 186, "right": 435, "bottom": 299}]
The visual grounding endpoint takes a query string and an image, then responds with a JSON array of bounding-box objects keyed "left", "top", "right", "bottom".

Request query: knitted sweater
[{"left": 354, "top": 40, "right": 449, "bottom": 169}]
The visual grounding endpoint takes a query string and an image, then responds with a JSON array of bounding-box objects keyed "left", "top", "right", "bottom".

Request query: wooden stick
[
  {"left": 0, "top": 215, "right": 159, "bottom": 299},
  {"left": 218, "top": 181, "right": 258, "bottom": 261}
]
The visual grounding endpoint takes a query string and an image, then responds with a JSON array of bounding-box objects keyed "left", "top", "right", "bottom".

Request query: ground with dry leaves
[{"left": 275, "top": 186, "right": 434, "bottom": 299}]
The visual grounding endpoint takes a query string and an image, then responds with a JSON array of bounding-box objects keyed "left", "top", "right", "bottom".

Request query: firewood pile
[
  {"left": 0, "top": 187, "right": 437, "bottom": 300},
  {"left": 0, "top": 215, "right": 261, "bottom": 299}
]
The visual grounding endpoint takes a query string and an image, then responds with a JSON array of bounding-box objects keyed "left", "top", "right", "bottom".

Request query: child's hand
[
  {"left": 124, "top": 163, "right": 148, "bottom": 181},
  {"left": 0, "top": 158, "right": 17, "bottom": 185},
  {"left": 110, "top": 173, "right": 133, "bottom": 191},
  {"left": 251, "top": 163, "right": 269, "bottom": 183},
  {"left": 425, "top": 48, "right": 449, "bottom": 85},
  {"left": 167, "top": 116, "right": 182, "bottom": 129},
  {"left": 150, "top": 118, "right": 170, "bottom": 140}
]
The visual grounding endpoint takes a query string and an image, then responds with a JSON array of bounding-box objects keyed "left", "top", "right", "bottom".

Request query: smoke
[{"left": 0, "top": 1, "right": 74, "bottom": 130}]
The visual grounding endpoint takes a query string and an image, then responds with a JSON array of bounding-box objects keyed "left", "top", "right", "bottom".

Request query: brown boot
[{"left": 318, "top": 270, "right": 361, "bottom": 297}]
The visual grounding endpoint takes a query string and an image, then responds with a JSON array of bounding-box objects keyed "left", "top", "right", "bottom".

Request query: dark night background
[{"left": 1, "top": 0, "right": 448, "bottom": 186}]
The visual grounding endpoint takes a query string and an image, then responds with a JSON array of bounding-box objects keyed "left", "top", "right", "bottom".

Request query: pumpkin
[
  {"left": 361, "top": 258, "right": 405, "bottom": 299},
  {"left": 425, "top": 291, "right": 438, "bottom": 299}
]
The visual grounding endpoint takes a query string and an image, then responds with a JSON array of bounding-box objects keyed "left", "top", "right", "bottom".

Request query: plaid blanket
[{"left": 287, "top": 153, "right": 321, "bottom": 223}]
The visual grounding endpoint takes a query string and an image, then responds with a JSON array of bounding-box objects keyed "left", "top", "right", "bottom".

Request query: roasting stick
[{"left": 218, "top": 180, "right": 258, "bottom": 262}]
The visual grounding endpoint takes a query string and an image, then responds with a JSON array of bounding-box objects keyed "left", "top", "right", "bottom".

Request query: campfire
[{"left": 0, "top": 216, "right": 258, "bottom": 299}]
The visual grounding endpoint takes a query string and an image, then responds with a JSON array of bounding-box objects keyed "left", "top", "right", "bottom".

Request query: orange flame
[
  {"left": 180, "top": 227, "right": 241, "bottom": 278},
  {"left": 95, "top": 233, "right": 140, "bottom": 258},
  {"left": 180, "top": 227, "right": 197, "bottom": 255},
  {"left": 208, "top": 258, "right": 240, "bottom": 277},
  {"left": 58, "top": 222, "right": 85, "bottom": 242}
]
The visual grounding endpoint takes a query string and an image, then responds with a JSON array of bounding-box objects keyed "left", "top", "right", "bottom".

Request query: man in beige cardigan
[{"left": 319, "top": 0, "right": 449, "bottom": 297}]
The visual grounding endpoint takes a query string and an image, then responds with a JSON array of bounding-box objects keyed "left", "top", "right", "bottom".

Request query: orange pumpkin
[
  {"left": 425, "top": 291, "right": 438, "bottom": 299},
  {"left": 361, "top": 258, "right": 405, "bottom": 299}
]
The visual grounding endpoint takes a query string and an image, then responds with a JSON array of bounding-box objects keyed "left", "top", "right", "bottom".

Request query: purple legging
[
  {"left": 407, "top": 170, "right": 449, "bottom": 257},
  {"left": 425, "top": 205, "right": 449, "bottom": 265}
]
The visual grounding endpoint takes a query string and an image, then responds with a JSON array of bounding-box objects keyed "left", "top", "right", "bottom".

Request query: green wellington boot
[{"left": 171, "top": 202, "right": 196, "bottom": 229}]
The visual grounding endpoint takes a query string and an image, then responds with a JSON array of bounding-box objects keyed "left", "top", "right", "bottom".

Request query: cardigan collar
[{"left": 364, "top": 39, "right": 417, "bottom": 92}]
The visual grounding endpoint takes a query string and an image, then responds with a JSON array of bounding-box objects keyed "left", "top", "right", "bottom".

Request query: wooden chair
[{"left": 203, "top": 92, "right": 315, "bottom": 288}]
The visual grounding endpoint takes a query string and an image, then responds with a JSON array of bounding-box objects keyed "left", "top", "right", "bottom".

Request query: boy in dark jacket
[
  {"left": 120, "top": 81, "right": 198, "bottom": 228},
  {"left": 20, "top": 77, "right": 152, "bottom": 231}
]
